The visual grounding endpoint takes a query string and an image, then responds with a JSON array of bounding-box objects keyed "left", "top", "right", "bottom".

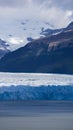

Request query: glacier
[{"left": 0, "top": 73, "right": 73, "bottom": 100}]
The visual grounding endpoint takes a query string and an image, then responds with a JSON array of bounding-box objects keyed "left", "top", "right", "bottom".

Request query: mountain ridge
[{"left": 0, "top": 22, "right": 73, "bottom": 74}]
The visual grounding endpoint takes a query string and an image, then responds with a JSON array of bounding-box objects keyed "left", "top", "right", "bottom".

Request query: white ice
[{"left": 0, "top": 73, "right": 73, "bottom": 87}]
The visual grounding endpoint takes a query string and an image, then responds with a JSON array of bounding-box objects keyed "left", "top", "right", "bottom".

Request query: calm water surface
[{"left": 0, "top": 101, "right": 73, "bottom": 130}]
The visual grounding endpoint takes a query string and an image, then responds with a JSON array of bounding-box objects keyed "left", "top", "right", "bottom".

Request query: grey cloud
[
  {"left": 51, "top": 0, "right": 73, "bottom": 10},
  {"left": 35, "top": 0, "right": 73, "bottom": 10},
  {"left": 0, "top": 0, "right": 73, "bottom": 10},
  {"left": 0, "top": 0, "right": 72, "bottom": 29},
  {"left": 0, "top": 0, "right": 26, "bottom": 7}
]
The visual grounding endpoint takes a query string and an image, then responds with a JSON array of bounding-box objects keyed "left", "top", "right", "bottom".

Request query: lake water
[
  {"left": 0, "top": 101, "right": 73, "bottom": 130},
  {"left": 0, "top": 73, "right": 73, "bottom": 129}
]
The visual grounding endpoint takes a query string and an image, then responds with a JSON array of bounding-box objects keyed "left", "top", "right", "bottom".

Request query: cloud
[
  {"left": 8, "top": 37, "right": 24, "bottom": 44},
  {"left": 0, "top": 0, "right": 72, "bottom": 31},
  {"left": 50, "top": 0, "right": 73, "bottom": 10},
  {"left": 0, "top": 0, "right": 73, "bottom": 10},
  {"left": 0, "top": 0, "right": 73, "bottom": 38},
  {"left": 0, "top": 0, "right": 72, "bottom": 50},
  {"left": 7, "top": 37, "right": 26, "bottom": 50},
  {"left": 0, "top": 0, "right": 27, "bottom": 7}
]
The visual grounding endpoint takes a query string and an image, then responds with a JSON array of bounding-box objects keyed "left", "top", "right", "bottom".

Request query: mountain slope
[{"left": 0, "top": 23, "right": 73, "bottom": 74}]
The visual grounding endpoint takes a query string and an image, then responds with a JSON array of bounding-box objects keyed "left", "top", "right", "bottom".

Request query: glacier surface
[{"left": 0, "top": 73, "right": 73, "bottom": 100}]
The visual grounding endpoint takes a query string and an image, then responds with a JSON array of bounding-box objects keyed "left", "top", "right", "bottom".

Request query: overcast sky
[
  {"left": 0, "top": 0, "right": 73, "bottom": 9},
  {"left": 0, "top": 0, "right": 73, "bottom": 50},
  {"left": 0, "top": 0, "right": 73, "bottom": 28}
]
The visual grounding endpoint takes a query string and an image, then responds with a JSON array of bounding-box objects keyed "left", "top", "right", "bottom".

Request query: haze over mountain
[
  {"left": 0, "top": 0, "right": 73, "bottom": 50},
  {"left": 0, "top": 22, "right": 73, "bottom": 74},
  {"left": 0, "top": 39, "right": 10, "bottom": 59}
]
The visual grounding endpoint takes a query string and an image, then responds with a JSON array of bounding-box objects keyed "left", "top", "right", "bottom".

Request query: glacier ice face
[
  {"left": 0, "top": 73, "right": 73, "bottom": 100},
  {"left": 0, "top": 85, "right": 73, "bottom": 100}
]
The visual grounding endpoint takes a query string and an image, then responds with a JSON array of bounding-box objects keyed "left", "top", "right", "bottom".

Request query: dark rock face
[{"left": 0, "top": 22, "right": 73, "bottom": 74}]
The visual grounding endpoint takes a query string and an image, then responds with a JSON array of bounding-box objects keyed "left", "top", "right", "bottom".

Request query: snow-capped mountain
[
  {"left": 0, "top": 21, "right": 73, "bottom": 74},
  {"left": 66, "top": 21, "right": 73, "bottom": 30},
  {"left": 0, "top": 39, "right": 10, "bottom": 59},
  {"left": 0, "top": 19, "right": 72, "bottom": 51},
  {"left": 40, "top": 21, "right": 73, "bottom": 36}
]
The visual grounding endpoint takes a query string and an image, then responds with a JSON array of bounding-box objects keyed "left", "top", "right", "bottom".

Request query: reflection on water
[{"left": 0, "top": 101, "right": 73, "bottom": 130}]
